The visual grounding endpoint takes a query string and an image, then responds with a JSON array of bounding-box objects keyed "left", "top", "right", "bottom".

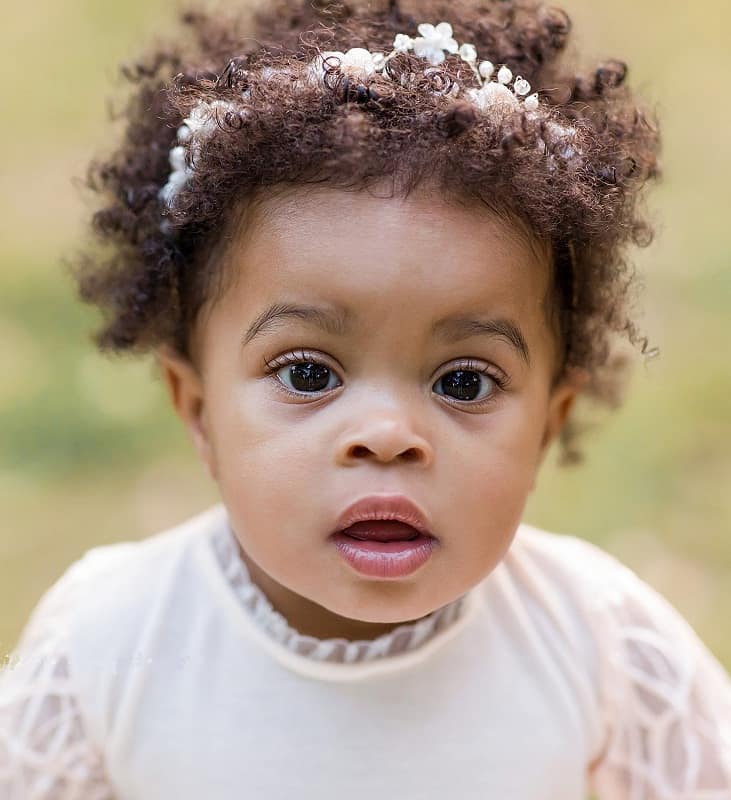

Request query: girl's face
[{"left": 158, "top": 186, "right": 581, "bottom": 640}]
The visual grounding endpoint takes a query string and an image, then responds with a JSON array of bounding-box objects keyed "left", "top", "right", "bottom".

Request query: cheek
[
  {"left": 450, "top": 384, "right": 546, "bottom": 463},
  {"left": 205, "top": 373, "right": 324, "bottom": 495},
  {"left": 438, "top": 398, "right": 545, "bottom": 519}
]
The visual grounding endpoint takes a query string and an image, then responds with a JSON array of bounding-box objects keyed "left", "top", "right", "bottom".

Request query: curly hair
[{"left": 70, "top": 0, "right": 661, "bottom": 463}]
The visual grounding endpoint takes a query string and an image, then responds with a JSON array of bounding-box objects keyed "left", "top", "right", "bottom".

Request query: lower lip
[{"left": 331, "top": 532, "right": 436, "bottom": 578}]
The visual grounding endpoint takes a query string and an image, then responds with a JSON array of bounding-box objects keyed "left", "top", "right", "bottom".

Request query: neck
[{"left": 236, "top": 542, "right": 428, "bottom": 641}]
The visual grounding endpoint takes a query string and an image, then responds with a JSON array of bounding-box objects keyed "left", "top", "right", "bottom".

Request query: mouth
[
  {"left": 339, "top": 520, "right": 422, "bottom": 542},
  {"left": 332, "top": 494, "right": 435, "bottom": 541},
  {"left": 330, "top": 495, "right": 437, "bottom": 578}
]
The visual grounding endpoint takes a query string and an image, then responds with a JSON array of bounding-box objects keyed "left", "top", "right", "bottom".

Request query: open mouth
[
  {"left": 332, "top": 520, "right": 436, "bottom": 578},
  {"left": 340, "top": 520, "right": 423, "bottom": 542}
]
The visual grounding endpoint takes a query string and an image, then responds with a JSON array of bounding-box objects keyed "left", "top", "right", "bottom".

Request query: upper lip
[{"left": 334, "top": 494, "right": 434, "bottom": 538}]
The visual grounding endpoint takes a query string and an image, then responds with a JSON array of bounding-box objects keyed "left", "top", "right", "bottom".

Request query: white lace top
[{"left": 1, "top": 504, "right": 729, "bottom": 799}]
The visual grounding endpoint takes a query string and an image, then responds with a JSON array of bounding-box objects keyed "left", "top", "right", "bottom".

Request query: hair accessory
[
  {"left": 159, "top": 100, "right": 239, "bottom": 208},
  {"left": 160, "top": 20, "right": 548, "bottom": 215},
  {"left": 311, "top": 20, "right": 540, "bottom": 112}
]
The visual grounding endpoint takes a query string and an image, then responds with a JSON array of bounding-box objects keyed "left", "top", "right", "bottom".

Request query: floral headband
[
  {"left": 313, "top": 22, "right": 539, "bottom": 112},
  {"left": 160, "top": 20, "right": 576, "bottom": 214}
]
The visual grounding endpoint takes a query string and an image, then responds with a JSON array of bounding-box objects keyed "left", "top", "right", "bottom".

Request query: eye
[
  {"left": 432, "top": 361, "right": 505, "bottom": 404},
  {"left": 265, "top": 352, "right": 342, "bottom": 396},
  {"left": 263, "top": 352, "right": 508, "bottom": 404}
]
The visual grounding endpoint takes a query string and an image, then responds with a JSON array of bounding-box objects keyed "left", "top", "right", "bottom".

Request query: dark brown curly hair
[{"left": 70, "top": 0, "right": 661, "bottom": 463}]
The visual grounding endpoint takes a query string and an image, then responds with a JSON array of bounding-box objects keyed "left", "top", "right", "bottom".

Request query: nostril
[{"left": 341, "top": 442, "right": 431, "bottom": 465}]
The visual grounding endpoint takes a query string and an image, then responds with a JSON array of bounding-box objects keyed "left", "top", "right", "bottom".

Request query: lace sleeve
[
  {"left": 0, "top": 560, "right": 114, "bottom": 799},
  {"left": 585, "top": 544, "right": 731, "bottom": 799}
]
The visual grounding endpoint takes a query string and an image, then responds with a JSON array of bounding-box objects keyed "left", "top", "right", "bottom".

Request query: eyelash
[{"left": 261, "top": 349, "right": 511, "bottom": 408}]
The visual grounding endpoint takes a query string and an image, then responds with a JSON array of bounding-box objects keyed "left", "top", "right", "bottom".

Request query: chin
[{"left": 329, "top": 587, "right": 449, "bottom": 626}]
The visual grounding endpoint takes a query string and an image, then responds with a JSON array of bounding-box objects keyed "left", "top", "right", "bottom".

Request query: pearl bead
[
  {"left": 497, "top": 66, "right": 513, "bottom": 85},
  {"left": 479, "top": 60, "right": 495, "bottom": 79}
]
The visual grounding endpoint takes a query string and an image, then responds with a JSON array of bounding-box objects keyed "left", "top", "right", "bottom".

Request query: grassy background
[{"left": 1, "top": 0, "right": 729, "bottom": 680}]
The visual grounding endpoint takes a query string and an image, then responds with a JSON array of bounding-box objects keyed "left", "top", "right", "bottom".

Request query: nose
[{"left": 335, "top": 413, "right": 434, "bottom": 468}]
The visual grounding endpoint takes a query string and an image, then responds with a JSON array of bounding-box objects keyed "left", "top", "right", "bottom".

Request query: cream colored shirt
[{"left": 1, "top": 504, "right": 730, "bottom": 799}]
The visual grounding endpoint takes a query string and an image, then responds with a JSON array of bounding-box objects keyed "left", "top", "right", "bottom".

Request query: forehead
[{"left": 222, "top": 185, "right": 552, "bottom": 319}]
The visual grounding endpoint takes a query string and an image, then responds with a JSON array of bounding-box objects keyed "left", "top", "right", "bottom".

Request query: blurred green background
[{"left": 1, "top": 0, "right": 729, "bottom": 676}]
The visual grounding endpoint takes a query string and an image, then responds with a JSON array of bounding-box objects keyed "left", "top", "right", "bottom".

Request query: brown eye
[
  {"left": 433, "top": 369, "right": 497, "bottom": 402},
  {"left": 276, "top": 361, "right": 340, "bottom": 394},
  {"left": 432, "top": 358, "right": 508, "bottom": 405}
]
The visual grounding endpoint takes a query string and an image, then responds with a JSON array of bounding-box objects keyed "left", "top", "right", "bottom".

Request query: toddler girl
[{"left": 1, "top": 0, "right": 729, "bottom": 797}]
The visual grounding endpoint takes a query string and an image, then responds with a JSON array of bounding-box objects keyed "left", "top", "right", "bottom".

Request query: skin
[{"left": 156, "top": 185, "right": 585, "bottom": 641}]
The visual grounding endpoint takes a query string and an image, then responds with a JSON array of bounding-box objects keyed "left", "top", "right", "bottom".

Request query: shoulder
[
  {"left": 507, "top": 523, "right": 731, "bottom": 786},
  {"left": 76, "top": 502, "right": 226, "bottom": 577},
  {"left": 502, "top": 521, "right": 673, "bottom": 626},
  {"left": 509, "top": 521, "right": 628, "bottom": 580},
  {"left": 501, "top": 522, "right": 707, "bottom": 652},
  {"left": 509, "top": 524, "right": 629, "bottom": 639},
  {"left": 71, "top": 503, "right": 226, "bottom": 621},
  {"left": 477, "top": 523, "right": 631, "bottom": 695},
  {"left": 0, "top": 505, "right": 229, "bottom": 778},
  {"left": 489, "top": 524, "right": 671, "bottom": 695},
  {"left": 17, "top": 504, "right": 228, "bottom": 661},
  {"left": 508, "top": 522, "right": 716, "bottom": 651},
  {"left": 15, "top": 504, "right": 229, "bottom": 737},
  {"left": 499, "top": 522, "right": 632, "bottom": 619}
]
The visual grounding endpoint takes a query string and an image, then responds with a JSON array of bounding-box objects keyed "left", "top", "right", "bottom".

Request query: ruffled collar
[{"left": 210, "top": 517, "right": 471, "bottom": 665}]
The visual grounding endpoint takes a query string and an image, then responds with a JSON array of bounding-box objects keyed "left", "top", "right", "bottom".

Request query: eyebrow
[
  {"left": 243, "top": 302, "right": 530, "bottom": 365},
  {"left": 431, "top": 314, "right": 531, "bottom": 366},
  {"left": 243, "top": 303, "right": 350, "bottom": 344}
]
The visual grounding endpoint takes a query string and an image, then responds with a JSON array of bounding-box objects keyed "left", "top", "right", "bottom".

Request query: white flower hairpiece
[
  {"left": 413, "top": 22, "right": 459, "bottom": 64},
  {"left": 160, "top": 20, "right": 560, "bottom": 218},
  {"left": 159, "top": 99, "right": 239, "bottom": 208},
  {"left": 308, "top": 20, "right": 540, "bottom": 112}
]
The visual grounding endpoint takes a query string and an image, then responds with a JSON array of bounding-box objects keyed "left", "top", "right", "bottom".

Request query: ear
[
  {"left": 155, "top": 344, "right": 217, "bottom": 481},
  {"left": 535, "top": 367, "right": 589, "bottom": 474}
]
